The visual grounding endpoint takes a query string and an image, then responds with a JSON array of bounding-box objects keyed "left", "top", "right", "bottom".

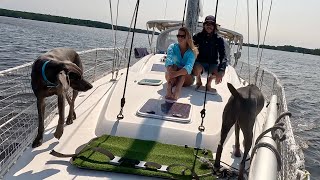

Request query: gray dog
[
  {"left": 214, "top": 83, "right": 264, "bottom": 180},
  {"left": 31, "top": 48, "right": 93, "bottom": 148}
]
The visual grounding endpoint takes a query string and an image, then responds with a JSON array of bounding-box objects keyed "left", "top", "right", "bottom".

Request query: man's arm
[
  {"left": 217, "top": 37, "right": 227, "bottom": 72},
  {"left": 193, "top": 33, "right": 199, "bottom": 46}
]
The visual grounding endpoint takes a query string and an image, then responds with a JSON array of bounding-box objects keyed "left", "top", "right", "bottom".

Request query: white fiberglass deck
[{"left": 4, "top": 54, "right": 267, "bottom": 179}]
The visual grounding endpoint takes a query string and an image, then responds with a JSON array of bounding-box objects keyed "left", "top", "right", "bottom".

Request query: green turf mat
[{"left": 72, "top": 135, "right": 215, "bottom": 179}]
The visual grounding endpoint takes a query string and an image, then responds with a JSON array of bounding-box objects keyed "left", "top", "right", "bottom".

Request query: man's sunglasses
[
  {"left": 204, "top": 22, "right": 215, "bottom": 26},
  {"left": 176, "top": 34, "right": 186, "bottom": 39}
]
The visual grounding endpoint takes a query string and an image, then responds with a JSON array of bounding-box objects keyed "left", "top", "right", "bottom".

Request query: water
[{"left": 1, "top": 16, "right": 319, "bottom": 179}]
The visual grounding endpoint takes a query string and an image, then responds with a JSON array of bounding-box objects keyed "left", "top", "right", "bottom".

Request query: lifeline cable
[
  {"left": 198, "top": 0, "right": 220, "bottom": 132},
  {"left": 117, "top": 0, "right": 140, "bottom": 119}
]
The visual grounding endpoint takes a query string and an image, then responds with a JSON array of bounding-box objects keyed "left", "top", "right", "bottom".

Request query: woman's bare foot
[
  {"left": 165, "top": 93, "right": 174, "bottom": 100},
  {"left": 165, "top": 94, "right": 176, "bottom": 100},
  {"left": 171, "top": 92, "right": 179, "bottom": 100}
]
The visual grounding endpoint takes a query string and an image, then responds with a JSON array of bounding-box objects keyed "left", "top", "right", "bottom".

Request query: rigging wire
[
  {"left": 256, "top": 0, "right": 273, "bottom": 76},
  {"left": 114, "top": 0, "right": 121, "bottom": 77},
  {"left": 182, "top": 0, "right": 188, "bottom": 26},
  {"left": 109, "top": 0, "right": 121, "bottom": 79},
  {"left": 256, "top": 0, "right": 265, "bottom": 77},
  {"left": 233, "top": 0, "right": 239, "bottom": 31},
  {"left": 117, "top": 0, "right": 141, "bottom": 119},
  {"left": 256, "top": 0, "right": 260, "bottom": 64},
  {"left": 214, "top": 0, "right": 219, "bottom": 21},
  {"left": 246, "top": 0, "right": 251, "bottom": 84},
  {"left": 115, "top": 0, "right": 120, "bottom": 47},
  {"left": 108, "top": 0, "right": 117, "bottom": 79},
  {"left": 124, "top": 5, "right": 136, "bottom": 50},
  {"left": 164, "top": 0, "right": 168, "bottom": 19},
  {"left": 259, "top": 0, "right": 265, "bottom": 35}
]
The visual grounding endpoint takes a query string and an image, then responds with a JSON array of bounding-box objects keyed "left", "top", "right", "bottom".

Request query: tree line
[
  {"left": 1, "top": 8, "right": 319, "bottom": 56},
  {"left": 243, "top": 44, "right": 320, "bottom": 56},
  {"left": 0, "top": 8, "right": 158, "bottom": 35}
]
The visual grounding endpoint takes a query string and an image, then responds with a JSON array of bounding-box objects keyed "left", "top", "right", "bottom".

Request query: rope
[
  {"left": 181, "top": 0, "right": 188, "bottom": 26},
  {"left": 117, "top": 0, "right": 141, "bottom": 120},
  {"left": 250, "top": 142, "right": 282, "bottom": 171},
  {"left": 254, "top": 125, "right": 286, "bottom": 146}
]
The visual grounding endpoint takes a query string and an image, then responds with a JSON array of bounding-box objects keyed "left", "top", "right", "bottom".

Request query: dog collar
[{"left": 41, "top": 60, "right": 58, "bottom": 87}]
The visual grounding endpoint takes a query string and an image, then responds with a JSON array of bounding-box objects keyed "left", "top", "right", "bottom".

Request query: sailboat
[{"left": 0, "top": 0, "right": 309, "bottom": 179}]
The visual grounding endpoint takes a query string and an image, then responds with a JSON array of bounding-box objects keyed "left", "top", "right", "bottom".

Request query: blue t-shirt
[{"left": 165, "top": 43, "right": 195, "bottom": 74}]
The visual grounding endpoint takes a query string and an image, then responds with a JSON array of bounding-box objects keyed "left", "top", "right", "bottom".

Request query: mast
[{"left": 185, "top": 0, "right": 200, "bottom": 35}]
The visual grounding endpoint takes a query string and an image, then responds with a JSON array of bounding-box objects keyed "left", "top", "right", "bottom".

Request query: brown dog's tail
[{"left": 227, "top": 83, "right": 243, "bottom": 99}]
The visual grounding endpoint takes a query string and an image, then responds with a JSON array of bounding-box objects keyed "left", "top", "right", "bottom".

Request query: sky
[{"left": 0, "top": 0, "right": 319, "bottom": 49}]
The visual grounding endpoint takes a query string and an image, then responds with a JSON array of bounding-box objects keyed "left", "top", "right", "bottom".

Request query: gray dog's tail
[{"left": 227, "top": 83, "right": 242, "bottom": 99}]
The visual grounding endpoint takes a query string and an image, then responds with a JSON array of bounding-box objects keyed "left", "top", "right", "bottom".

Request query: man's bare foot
[
  {"left": 196, "top": 76, "right": 202, "bottom": 88},
  {"left": 206, "top": 86, "right": 217, "bottom": 93},
  {"left": 196, "top": 82, "right": 202, "bottom": 89}
]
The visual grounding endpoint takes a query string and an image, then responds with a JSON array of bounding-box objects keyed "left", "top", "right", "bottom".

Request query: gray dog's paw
[
  {"left": 234, "top": 150, "right": 241, "bottom": 157},
  {"left": 66, "top": 112, "right": 76, "bottom": 125},
  {"left": 54, "top": 128, "right": 63, "bottom": 139},
  {"left": 66, "top": 118, "right": 73, "bottom": 125},
  {"left": 32, "top": 138, "right": 43, "bottom": 148}
]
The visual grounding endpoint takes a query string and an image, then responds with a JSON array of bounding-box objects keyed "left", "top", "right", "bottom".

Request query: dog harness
[{"left": 41, "top": 60, "right": 58, "bottom": 87}]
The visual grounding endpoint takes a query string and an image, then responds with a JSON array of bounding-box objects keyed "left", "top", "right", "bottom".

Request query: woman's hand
[{"left": 168, "top": 71, "right": 178, "bottom": 79}]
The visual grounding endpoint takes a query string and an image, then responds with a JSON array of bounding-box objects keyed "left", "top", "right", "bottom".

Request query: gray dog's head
[
  {"left": 53, "top": 61, "right": 93, "bottom": 92},
  {"left": 226, "top": 82, "right": 264, "bottom": 119}
]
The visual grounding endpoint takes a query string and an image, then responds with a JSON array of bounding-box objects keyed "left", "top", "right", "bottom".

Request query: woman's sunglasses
[{"left": 176, "top": 34, "right": 186, "bottom": 39}]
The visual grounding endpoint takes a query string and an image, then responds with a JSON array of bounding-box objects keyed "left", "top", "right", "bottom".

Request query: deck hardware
[
  {"left": 172, "top": 113, "right": 182, "bottom": 117},
  {"left": 146, "top": 111, "right": 155, "bottom": 114}
]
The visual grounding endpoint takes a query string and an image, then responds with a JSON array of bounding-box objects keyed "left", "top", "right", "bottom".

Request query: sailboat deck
[
  {"left": 4, "top": 54, "right": 267, "bottom": 179},
  {"left": 96, "top": 54, "right": 239, "bottom": 150}
]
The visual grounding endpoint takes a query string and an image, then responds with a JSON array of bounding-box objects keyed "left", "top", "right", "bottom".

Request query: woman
[{"left": 165, "top": 27, "right": 198, "bottom": 100}]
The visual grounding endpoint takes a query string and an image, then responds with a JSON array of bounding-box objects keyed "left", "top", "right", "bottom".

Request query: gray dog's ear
[
  {"left": 227, "top": 83, "right": 242, "bottom": 99},
  {"left": 57, "top": 71, "right": 70, "bottom": 91},
  {"left": 62, "top": 62, "right": 82, "bottom": 78}
]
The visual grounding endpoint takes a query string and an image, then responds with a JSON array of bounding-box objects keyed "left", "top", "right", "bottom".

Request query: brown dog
[
  {"left": 31, "top": 48, "right": 93, "bottom": 148},
  {"left": 214, "top": 83, "right": 264, "bottom": 179}
]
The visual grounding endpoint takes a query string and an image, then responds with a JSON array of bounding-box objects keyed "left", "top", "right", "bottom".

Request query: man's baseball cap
[{"left": 204, "top": 15, "right": 216, "bottom": 24}]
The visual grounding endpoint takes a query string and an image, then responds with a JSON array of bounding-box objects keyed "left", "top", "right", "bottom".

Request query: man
[{"left": 192, "top": 15, "right": 227, "bottom": 92}]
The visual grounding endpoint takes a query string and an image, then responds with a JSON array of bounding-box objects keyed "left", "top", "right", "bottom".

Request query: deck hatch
[
  {"left": 151, "top": 64, "right": 166, "bottom": 72},
  {"left": 138, "top": 79, "right": 163, "bottom": 86},
  {"left": 136, "top": 99, "right": 191, "bottom": 123}
]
